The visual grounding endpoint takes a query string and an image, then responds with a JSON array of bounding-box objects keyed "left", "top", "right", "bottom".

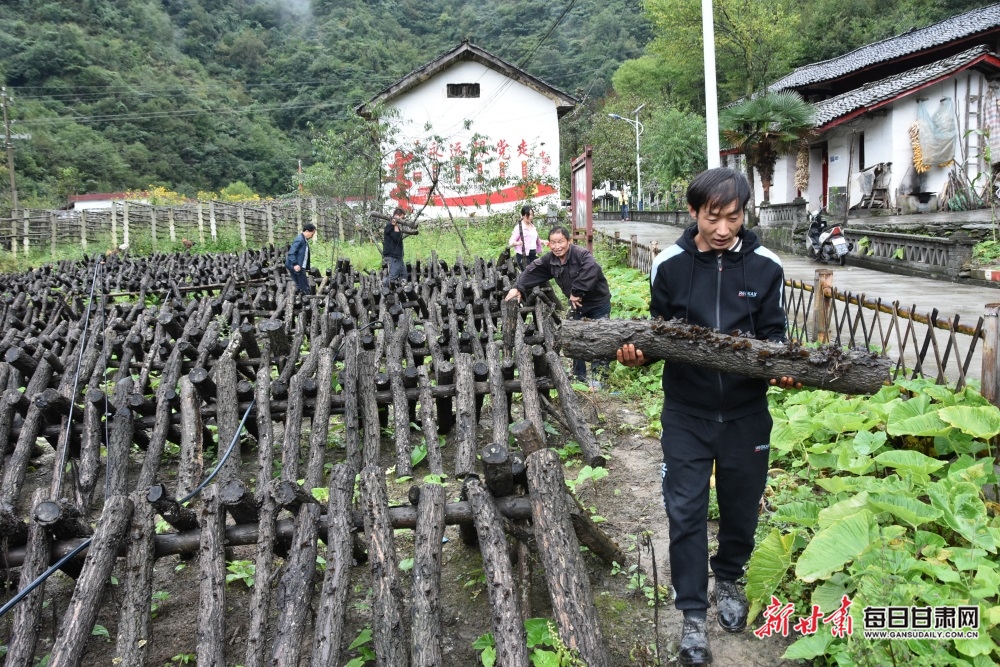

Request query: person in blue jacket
[
  {"left": 286, "top": 223, "right": 316, "bottom": 295},
  {"left": 617, "top": 168, "right": 799, "bottom": 665}
]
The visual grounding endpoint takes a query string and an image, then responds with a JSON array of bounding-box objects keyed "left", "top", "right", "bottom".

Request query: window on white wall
[{"left": 447, "top": 83, "right": 480, "bottom": 98}]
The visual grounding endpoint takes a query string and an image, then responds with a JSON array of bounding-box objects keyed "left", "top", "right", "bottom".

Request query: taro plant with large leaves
[{"left": 747, "top": 378, "right": 1000, "bottom": 665}]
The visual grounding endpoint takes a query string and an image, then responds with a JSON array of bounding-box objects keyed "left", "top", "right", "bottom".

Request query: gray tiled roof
[
  {"left": 812, "top": 45, "right": 994, "bottom": 128},
  {"left": 771, "top": 3, "right": 1000, "bottom": 91}
]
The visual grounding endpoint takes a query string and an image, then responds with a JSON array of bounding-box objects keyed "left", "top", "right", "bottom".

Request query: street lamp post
[{"left": 608, "top": 104, "right": 645, "bottom": 211}]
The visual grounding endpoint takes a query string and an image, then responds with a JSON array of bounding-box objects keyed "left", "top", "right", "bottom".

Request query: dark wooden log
[
  {"left": 568, "top": 501, "right": 629, "bottom": 566},
  {"left": 105, "top": 406, "right": 133, "bottom": 497},
  {"left": 147, "top": 483, "right": 200, "bottom": 532},
  {"left": 525, "top": 448, "right": 609, "bottom": 666},
  {"left": 417, "top": 367, "right": 443, "bottom": 476},
  {"left": 433, "top": 360, "right": 455, "bottom": 435},
  {"left": 4, "top": 489, "right": 52, "bottom": 667},
  {"left": 310, "top": 464, "right": 355, "bottom": 667},
  {"left": 281, "top": 373, "right": 306, "bottom": 482},
  {"left": 272, "top": 479, "right": 318, "bottom": 514},
  {"left": 33, "top": 499, "right": 92, "bottom": 541},
  {"left": 47, "top": 495, "right": 134, "bottom": 667},
  {"left": 137, "top": 345, "right": 186, "bottom": 491},
  {"left": 502, "top": 298, "right": 517, "bottom": 352},
  {"left": 244, "top": 487, "right": 278, "bottom": 667},
  {"left": 514, "top": 316, "right": 545, "bottom": 440},
  {"left": 195, "top": 485, "right": 227, "bottom": 667},
  {"left": 74, "top": 383, "right": 103, "bottom": 510},
  {"left": 545, "top": 350, "right": 606, "bottom": 467},
  {"left": 340, "top": 331, "right": 362, "bottom": 475},
  {"left": 34, "top": 387, "right": 71, "bottom": 416},
  {"left": 254, "top": 340, "right": 275, "bottom": 502},
  {"left": 271, "top": 503, "right": 321, "bottom": 666},
  {"left": 258, "top": 319, "right": 291, "bottom": 357},
  {"left": 480, "top": 443, "right": 514, "bottom": 497},
  {"left": 4, "top": 346, "right": 37, "bottom": 377},
  {"left": 410, "top": 483, "right": 447, "bottom": 667},
  {"left": 465, "top": 478, "right": 530, "bottom": 667},
  {"left": 113, "top": 491, "right": 157, "bottom": 667},
  {"left": 360, "top": 467, "right": 409, "bottom": 666},
  {"left": 509, "top": 420, "right": 546, "bottom": 457},
  {"left": 212, "top": 355, "right": 241, "bottom": 484},
  {"left": 389, "top": 316, "right": 413, "bottom": 478},
  {"left": 558, "top": 318, "right": 892, "bottom": 394},
  {"left": 218, "top": 479, "right": 260, "bottom": 526},
  {"left": 177, "top": 376, "right": 204, "bottom": 499},
  {"left": 485, "top": 339, "right": 509, "bottom": 447},
  {"left": 305, "top": 348, "right": 335, "bottom": 489},
  {"left": 359, "top": 347, "right": 381, "bottom": 470},
  {"left": 453, "top": 352, "right": 477, "bottom": 478}
]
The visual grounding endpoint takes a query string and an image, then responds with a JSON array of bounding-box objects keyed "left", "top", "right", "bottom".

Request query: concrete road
[{"left": 593, "top": 219, "right": 1000, "bottom": 325}]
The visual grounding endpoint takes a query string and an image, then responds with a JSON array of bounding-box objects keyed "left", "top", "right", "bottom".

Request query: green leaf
[
  {"left": 795, "top": 509, "right": 877, "bottom": 582},
  {"left": 529, "top": 649, "right": 560, "bottom": 667},
  {"left": 867, "top": 493, "right": 942, "bottom": 528},
  {"left": 771, "top": 502, "right": 821, "bottom": 527},
  {"left": 472, "top": 632, "right": 495, "bottom": 650},
  {"left": 524, "top": 618, "right": 553, "bottom": 648},
  {"left": 411, "top": 441, "right": 428, "bottom": 467},
  {"left": 818, "top": 492, "right": 870, "bottom": 529},
  {"left": 886, "top": 395, "right": 951, "bottom": 436},
  {"left": 310, "top": 487, "right": 329, "bottom": 504},
  {"left": 955, "top": 633, "right": 999, "bottom": 657},
  {"left": 480, "top": 646, "right": 496, "bottom": 667},
  {"left": 873, "top": 450, "right": 946, "bottom": 476},
  {"left": 815, "top": 476, "right": 878, "bottom": 495},
  {"left": 781, "top": 631, "right": 834, "bottom": 660},
  {"left": 92, "top": 624, "right": 110, "bottom": 640},
  {"left": 938, "top": 405, "right": 1000, "bottom": 439},
  {"left": 399, "top": 558, "right": 414, "bottom": 572},
  {"left": 852, "top": 430, "right": 887, "bottom": 456},
  {"left": 348, "top": 628, "right": 372, "bottom": 650},
  {"left": 745, "top": 529, "right": 796, "bottom": 622},
  {"left": 820, "top": 412, "right": 870, "bottom": 434}
]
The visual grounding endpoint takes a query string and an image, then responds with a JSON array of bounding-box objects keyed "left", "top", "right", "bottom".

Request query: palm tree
[{"left": 720, "top": 91, "right": 815, "bottom": 208}]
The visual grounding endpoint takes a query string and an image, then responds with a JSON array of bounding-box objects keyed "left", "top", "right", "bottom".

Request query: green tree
[
  {"left": 720, "top": 91, "right": 815, "bottom": 207},
  {"left": 634, "top": 0, "right": 799, "bottom": 107},
  {"left": 644, "top": 107, "right": 707, "bottom": 201}
]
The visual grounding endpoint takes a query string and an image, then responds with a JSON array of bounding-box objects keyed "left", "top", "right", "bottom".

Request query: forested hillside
[
  {"left": 0, "top": 0, "right": 995, "bottom": 210},
  {"left": 0, "top": 0, "right": 649, "bottom": 207}
]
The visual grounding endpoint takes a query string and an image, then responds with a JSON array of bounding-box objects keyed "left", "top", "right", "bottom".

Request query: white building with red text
[{"left": 358, "top": 41, "right": 577, "bottom": 218}]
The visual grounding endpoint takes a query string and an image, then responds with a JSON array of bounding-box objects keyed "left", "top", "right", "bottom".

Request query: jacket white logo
[{"left": 738, "top": 291, "right": 758, "bottom": 298}]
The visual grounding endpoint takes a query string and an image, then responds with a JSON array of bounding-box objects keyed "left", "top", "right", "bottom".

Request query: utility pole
[
  {"left": 702, "top": 0, "right": 720, "bottom": 168},
  {"left": 1, "top": 87, "right": 17, "bottom": 212}
]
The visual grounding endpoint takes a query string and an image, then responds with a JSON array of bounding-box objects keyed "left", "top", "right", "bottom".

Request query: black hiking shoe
[
  {"left": 714, "top": 579, "right": 749, "bottom": 633},
  {"left": 678, "top": 617, "right": 712, "bottom": 665}
]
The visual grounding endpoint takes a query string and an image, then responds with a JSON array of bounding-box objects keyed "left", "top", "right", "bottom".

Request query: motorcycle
[{"left": 805, "top": 209, "right": 853, "bottom": 265}]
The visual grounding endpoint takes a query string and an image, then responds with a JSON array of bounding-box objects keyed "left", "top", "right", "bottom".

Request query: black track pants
[{"left": 659, "top": 408, "right": 772, "bottom": 611}]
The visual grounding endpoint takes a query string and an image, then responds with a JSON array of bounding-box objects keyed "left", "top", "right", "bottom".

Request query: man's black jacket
[
  {"left": 515, "top": 244, "right": 611, "bottom": 311},
  {"left": 650, "top": 224, "right": 786, "bottom": 421}
]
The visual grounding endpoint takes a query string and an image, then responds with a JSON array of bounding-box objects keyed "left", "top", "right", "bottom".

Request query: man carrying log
[
  {"left": 504, "top": 225, "right": 612, "bottom": 390},
  {"left": 617, "top": 168, "right": 798, "bottom": 666},
  {"left": 383, "top": 207, "right": 408, "bottom": 286},
  {"left": 286, "top": 222, "right": 316, "bottom": 295}
]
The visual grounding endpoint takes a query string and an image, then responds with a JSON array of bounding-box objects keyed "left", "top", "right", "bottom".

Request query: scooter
[{"left": 805, "top": 209, "right": 853, "bottom": 266}]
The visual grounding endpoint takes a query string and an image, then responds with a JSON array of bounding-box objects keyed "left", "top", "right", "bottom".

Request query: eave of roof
[
  {"left": 356, "top": 41, "right": 578, "bottom": 119},
  {"left": 771, "top": 3, "right": 1000, "bottom": 91},
  {"left": 813, "top": 45, "right": 1000, "bottom": 131}
]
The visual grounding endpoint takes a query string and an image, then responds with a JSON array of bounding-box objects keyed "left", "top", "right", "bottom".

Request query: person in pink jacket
[{"left": 508, "top": 204, "right": 548, "bottom": 269}]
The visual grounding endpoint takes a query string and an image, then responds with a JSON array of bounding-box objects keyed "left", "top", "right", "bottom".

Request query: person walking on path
[
  {"left": 620, "top": 189, "right": 630, "bottom": 221},
  {"left": 508, "top": 204, "right": 548, "bottom": 269},
  {"left": 504, "top": 225, "right": 612, "bottom": 389},
  {"left": 617, "top": 168, "right": 799, "bottom": 665},
  {"left": 384, "top": 206, "right": 408, "bottom": 285},
  {"left": 285, "top": 222, "right": 316, "bottom": 295}
]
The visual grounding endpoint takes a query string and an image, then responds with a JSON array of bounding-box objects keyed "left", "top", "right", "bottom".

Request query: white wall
[
  {"left": 384, "top": 60, "right": 564, "bottom": 218},
  {"left": 768, "top": 69, "right": 990, "bottom": 211}
]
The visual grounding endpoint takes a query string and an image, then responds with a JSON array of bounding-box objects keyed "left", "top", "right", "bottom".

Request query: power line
[{"left": 11, "top": 101, "right": 349, "bottom": 127}]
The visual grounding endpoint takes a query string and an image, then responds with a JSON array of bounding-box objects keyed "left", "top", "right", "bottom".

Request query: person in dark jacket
[
  {"left": 285, "top": 223, "right": 316, "bottom": 295},
  {"left": 617, "top": 168, "right": 798, "bottom": 666},
  {"left": 384, "top": 207, "right": 408, "bottom": 286},
  {"left": 504, "top": 225, "right": 612, "bottom": 388}
]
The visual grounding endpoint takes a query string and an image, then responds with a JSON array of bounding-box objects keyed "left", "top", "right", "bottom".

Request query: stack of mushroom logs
[{"left": 0, "top": 247, "right": 619, "bottom": 667}]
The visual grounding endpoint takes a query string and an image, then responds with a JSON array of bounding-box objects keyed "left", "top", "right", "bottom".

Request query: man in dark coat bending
[{"left": 504, "top": 224, "right": 612, "bottom": 388}]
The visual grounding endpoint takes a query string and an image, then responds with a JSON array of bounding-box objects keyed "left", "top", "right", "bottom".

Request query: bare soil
[{"left": 2, "top": 390, "right": 797, "bottom": 666}]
